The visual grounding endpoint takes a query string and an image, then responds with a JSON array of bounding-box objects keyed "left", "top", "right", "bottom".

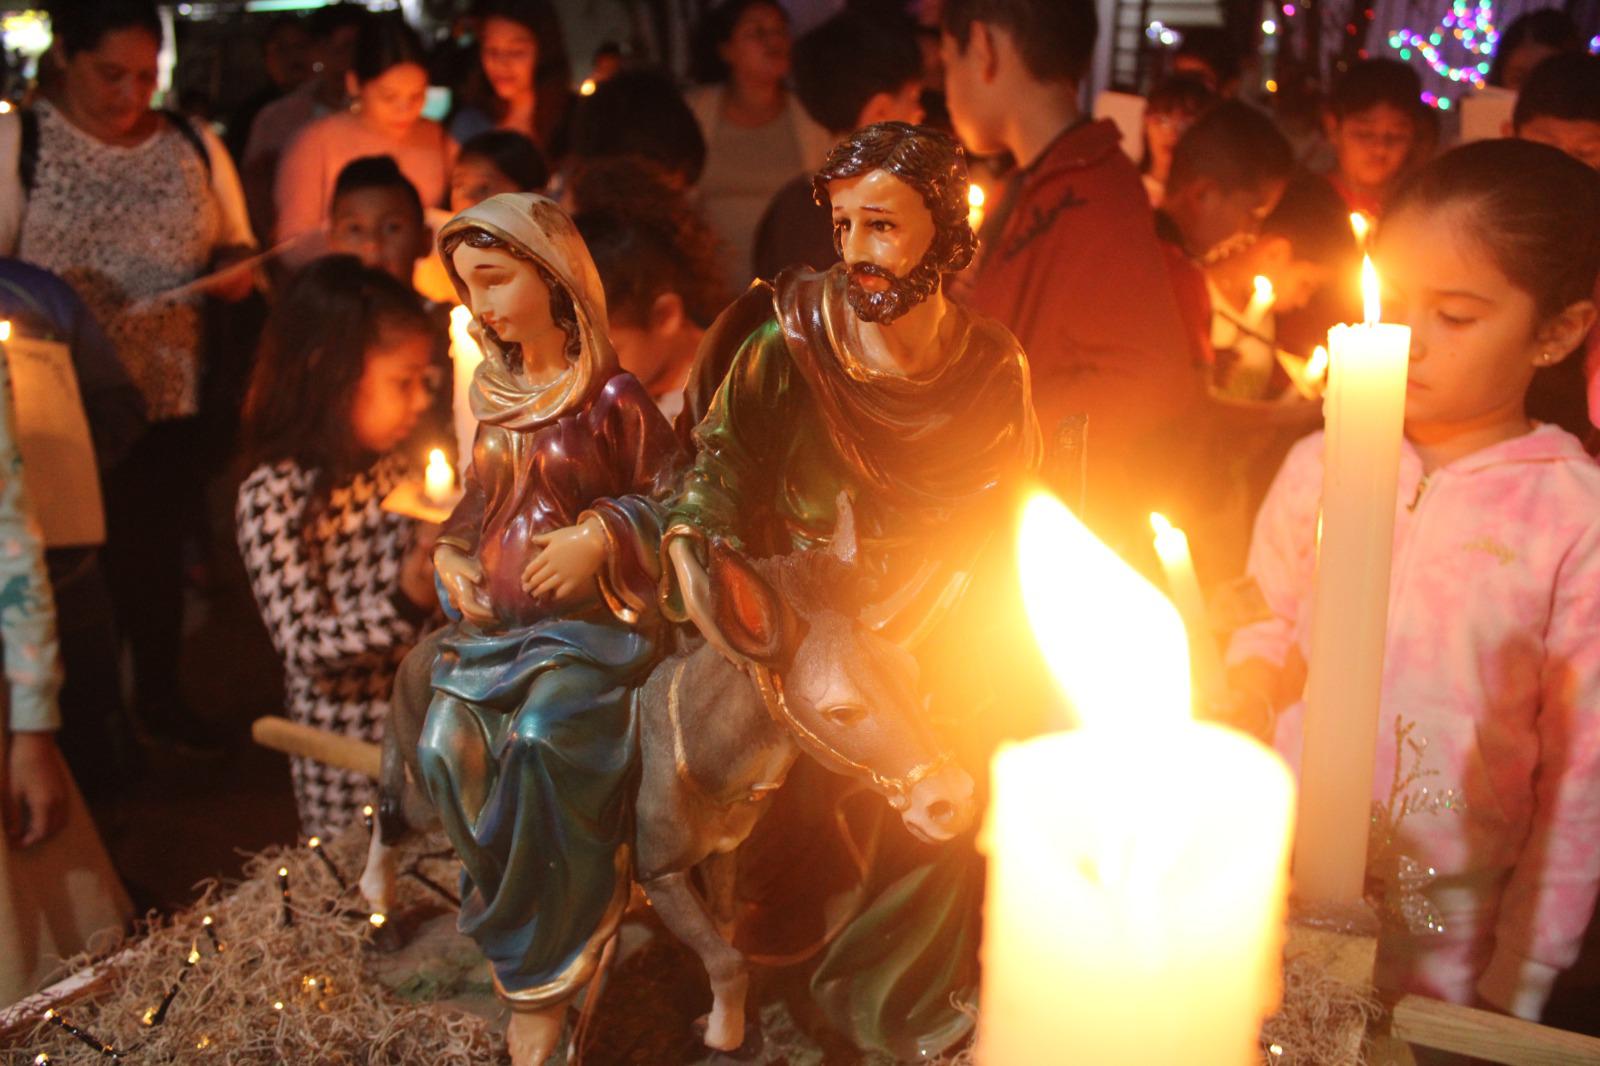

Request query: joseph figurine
[{"left": 665, "top": 122, "right": 1047, "bottom": 1059}]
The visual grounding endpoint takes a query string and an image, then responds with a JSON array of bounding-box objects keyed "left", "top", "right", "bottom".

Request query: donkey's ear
[{"left": 707, "top": 541, "right": 790, "bottom": 668}]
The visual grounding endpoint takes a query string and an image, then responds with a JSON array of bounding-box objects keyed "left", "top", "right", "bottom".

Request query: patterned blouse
[
  {"left": 236, "top": 456, "right": 425, "bottom": 836},
  {"left": 15, "top": 101, "right": 253, "bottom": 422}
]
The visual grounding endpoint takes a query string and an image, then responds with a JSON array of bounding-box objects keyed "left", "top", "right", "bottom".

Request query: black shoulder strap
[
  {"left": 18, "top": 107, "right": 38, "bottom": 195},
  {"left": 159, "top": 109, "right": 212, "bottom": 176}
]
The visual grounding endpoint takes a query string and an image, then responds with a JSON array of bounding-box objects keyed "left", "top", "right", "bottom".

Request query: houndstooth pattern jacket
[{"left": 236, "top": 456, "right": 424, "bottom": 836}]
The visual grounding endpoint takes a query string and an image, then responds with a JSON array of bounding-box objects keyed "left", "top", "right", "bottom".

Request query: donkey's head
[{"left": 703, "top": 497, "right": 974, "bottom": 843}]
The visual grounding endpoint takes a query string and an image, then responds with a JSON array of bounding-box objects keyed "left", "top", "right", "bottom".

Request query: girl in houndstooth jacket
[{"left": 235, "top": 256, "right": 442, "bottom": 836}]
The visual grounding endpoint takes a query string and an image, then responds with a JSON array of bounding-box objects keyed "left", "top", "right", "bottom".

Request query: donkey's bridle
[{"left": 750, "top": 666, "right": 952, "bottom": 810}]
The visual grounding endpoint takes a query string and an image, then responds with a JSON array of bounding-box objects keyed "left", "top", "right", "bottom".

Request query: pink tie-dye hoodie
[{"left": 1229, "top": 424, "right": 1600, "bottom": 1019}]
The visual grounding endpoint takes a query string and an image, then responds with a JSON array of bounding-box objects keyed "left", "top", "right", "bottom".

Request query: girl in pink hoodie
[{"left": 1228, "top": 140, "right": 1600, "bottom": 1020}]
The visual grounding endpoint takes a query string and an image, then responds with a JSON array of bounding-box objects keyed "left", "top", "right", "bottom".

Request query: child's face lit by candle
[
  {"left": 328, "top": 187, "right": 432, "bottom": 286},
  {"left": 1329, "top": 103, "right": 1416, "bottom": 192},
  {"left": 1376, "top": 204, "right": 1557, "bottom": 430},
  {"left": 350, "top": 329, "right": 437, "bottom": 453}
]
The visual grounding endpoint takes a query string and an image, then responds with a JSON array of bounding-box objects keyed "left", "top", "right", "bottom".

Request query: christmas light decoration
[{"left": 1387, "top": 0, "right": 1499, "bottom": 107}]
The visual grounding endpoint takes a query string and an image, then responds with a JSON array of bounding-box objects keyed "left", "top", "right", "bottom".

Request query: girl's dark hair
[
  {"left": 1139, "top": 74, "right": 1216, "bottom": 173},
  {"left": 690, "top": 0, "right": 788, "bottom": 85},
  {"left": 572, "top": 158, "right": 729, "bottom": 328},
  {"left": 1386, "top": 139, "right": 1600, "bottom": 319},
  {"left": 351, "top": 14, "right": 427, "bottom": 85},
  {"left": 459, "top": 130, "right": 551, "bottom": 192},
  {"left": 240, "top": 256, "right": 434, "bottom": 509},
  {"left": 1487, "top": 8, "right": 1580, "bottom": 88},
  {"left": 437, "top": 228, "right": 582, "bottom": 371},
  {"left": 49, "top": 0, "right": 161, "bottom": 55},
  {"left": 459, "top": 0, "right": 573, "bottom": 130}
]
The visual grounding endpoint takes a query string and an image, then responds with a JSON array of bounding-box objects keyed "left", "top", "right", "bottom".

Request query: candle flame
[
  {"left": 1349, "top": 211, "right": 1371, "bottom": 244},
  {"left": 202, "top": 914, "right": 214, "bottom": 926},
  {"left": 187, "top": 943, "right": 200, "bottom": 965},
  {"left": 277, "top": 866, "right": 289, "bottom": 878},
  {"left": 1361, "top": 256, "right": 1381, "bottom": 326},
  {"left": 1252, "top": 275, "right": 1274, "bottom": 304},
  {"left": 1018, "top": 492, "right": 1191, "bottom": 730},
  {"left": 362, "top": 804, "right": 374, "bottom": 817},
  {"left": 369, "top": 912, "right": 388, "bottom": 928},
  {"left": 1306, "top": 345, "right": 1329, "bottom": 382},
  {"left": 141, "top": 1007, "right": 157, "bottom": 1026},
  {"left": 0, "top": 320, "right": 11, "bottom": 342},
  {"left": 307, "top": 836, "right": 321, "bottom": 849},
  {"left": 967, "top": 183, "right": 987, "bottom": 231},
  {"left": 448, "top": 303, "right": 474, "bottom": 342},
  {"left": 579, "top": 77, "right": 597, "bottom": 96}
]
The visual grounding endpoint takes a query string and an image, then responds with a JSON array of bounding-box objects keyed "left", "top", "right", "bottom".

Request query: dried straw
[
  {"left": 8, "top": 828, "right": 499, "bottom": 1065},
  {"left": 1260, "top": 952, "right": 1383, "bottom": 1065}
]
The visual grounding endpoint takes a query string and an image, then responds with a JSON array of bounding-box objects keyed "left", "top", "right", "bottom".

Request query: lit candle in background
[
  {"left": 579, "top": 77, "right": 597, "bottom": 96},
  {"left": 967, "top": 183, "right": 987, "bottom": 233},
  {"left": 1295, "top": 257, "right": 1411, "bottom": 906},
  {"left": 1149, "top": 512, "right": 1225, "bottom": 706},
  {"left": 1348, "top": 211, "right": 1372, "bottom": 247},
  {"left": 423, "top": 448, "right": 454, "bottom": 507},
  {"left": 448, "top": 304, "right": 484, "bottom": 476},
  {"left": 1244, "top": 274, "right": 1276, "bottom": 329},
  {"left": 979, "top": 493, "right": 1295, "bottom": 1066}
]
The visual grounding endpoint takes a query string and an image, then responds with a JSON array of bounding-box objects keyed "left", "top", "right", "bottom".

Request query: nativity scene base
[{"left": 3, "top": 820, "right": 1595, "bottom": 1066}]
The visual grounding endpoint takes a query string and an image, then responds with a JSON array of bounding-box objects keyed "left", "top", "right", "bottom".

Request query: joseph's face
[
  {"left": 828, "top": 168, "right": 941, "bottom": 323},
  {"left": 828, "top": 170, "right": 935, "bottom": 283}
]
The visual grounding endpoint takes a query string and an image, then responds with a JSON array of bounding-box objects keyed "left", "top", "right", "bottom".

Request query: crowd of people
[{"left": 2, "top": 0, "right": 1599, "bottom": 1050}]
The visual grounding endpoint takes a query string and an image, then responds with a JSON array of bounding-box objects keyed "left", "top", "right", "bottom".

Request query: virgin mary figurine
[{"left": 417, "top": 194, "right": 683, "bottom": 1064}]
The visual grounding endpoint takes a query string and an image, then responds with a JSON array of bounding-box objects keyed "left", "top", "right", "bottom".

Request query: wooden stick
[
  {"left": 250, "top": 717, "right": 381, "bottom": 779},
  {"left": 1391, "top": 994, "right": 1600, "bottom": 1065}
]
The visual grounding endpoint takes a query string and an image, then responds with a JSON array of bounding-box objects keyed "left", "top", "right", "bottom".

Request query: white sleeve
[{"left": 196, "top": 120, "right": 257, "bottom": 251}]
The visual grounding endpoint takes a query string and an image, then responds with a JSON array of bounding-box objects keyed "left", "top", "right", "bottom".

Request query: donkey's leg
[
  {"left": 640, "top": 870, "right": 749, "bottom": 1051},
  {"left": 700, "top": 849, "right": 740, "bottom": 942}
]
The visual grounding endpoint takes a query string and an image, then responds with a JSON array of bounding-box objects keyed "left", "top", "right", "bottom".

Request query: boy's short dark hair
[
  {"left": 1330, "top": 58, "right": 1422, "bottom": 121},
  {"left": 459, "top": 130, "right": 551, "bottom": 192},
  {"left": 1513, "top": 53, "right": 1600, "bottom": 130},
  {"left": 941, "top": 0, "right": 1097, "bottom": 85},
  {"left": 331, "top": 156, "right": 423, "bottom": 223},
  {"left": 1261, "top": 175, "right": 1358, "bottom": 266},
  {"left": 1173, "top": 27, "right": 1242, "bottom": 89},
  {"left": 792, "top": 11, "right": 922, "bottom": 136},
  {"left": 1167, "top": 101, "right": 1294, "bottom": 195}
]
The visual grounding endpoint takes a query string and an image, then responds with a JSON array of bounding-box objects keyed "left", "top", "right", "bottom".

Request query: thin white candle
[
  {"left": 1149, "top": 512, "right": 1226, "bottom": 705},
  {"left": 1294, "top": 256, "right": 1411, "bottom": 905},
  {"left": 423, "top": 448, "right": 455, "bottom": 506},
  {"left": 448, "top": 304, "right": 484, "bottom": 476}
]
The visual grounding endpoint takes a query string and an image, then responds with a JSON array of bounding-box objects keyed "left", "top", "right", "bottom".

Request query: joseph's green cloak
[{"left": 665, "top": 265, "right": 1048, "bottom": 1059}]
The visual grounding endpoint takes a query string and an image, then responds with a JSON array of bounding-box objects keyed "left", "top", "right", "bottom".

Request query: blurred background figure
[{"left": 687, "top": 0, "right": 829, "bottom": 294}]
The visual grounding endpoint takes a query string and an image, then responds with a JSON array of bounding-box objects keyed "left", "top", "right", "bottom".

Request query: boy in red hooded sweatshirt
[{"left": 941, "top": 0, "right": 1199, "bottom": 552}]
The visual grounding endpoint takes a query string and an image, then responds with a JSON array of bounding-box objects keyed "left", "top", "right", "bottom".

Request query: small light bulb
[
  {"left": 307, "top": 836, "right": 321, "bottom": 849},
  {"left": 369, "top": 912, "right": 388, "bottom": 928},
  {"left": 273, "top": 1000, "right": 285, "bottom": 1011}
]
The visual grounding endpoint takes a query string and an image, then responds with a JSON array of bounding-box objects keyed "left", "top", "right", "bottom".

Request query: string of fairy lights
[
  {"left": 29, "top": 806, "right": 460, "bottom": 1062},
  {"left": 1385, "top": 0, "right": 1498, "bottom": 109}
]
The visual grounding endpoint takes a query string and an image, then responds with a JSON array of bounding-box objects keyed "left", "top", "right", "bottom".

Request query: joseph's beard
[{"left": 844, "top": 258, "right": 941, "bottom": 324}]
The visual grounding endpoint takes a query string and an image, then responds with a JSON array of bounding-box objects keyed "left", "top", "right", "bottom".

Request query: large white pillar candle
[
  {"left": 979, "top": 494, "right": 1296, "bottom": 1066},
  {"left": 1293, "top": 257, "right": 1411, "bottom": 904}
]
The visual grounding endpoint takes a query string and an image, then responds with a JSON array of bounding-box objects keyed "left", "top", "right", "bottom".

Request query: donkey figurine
[{"left": 361, "top": 500, "right": 975, "bottom": 1054}]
